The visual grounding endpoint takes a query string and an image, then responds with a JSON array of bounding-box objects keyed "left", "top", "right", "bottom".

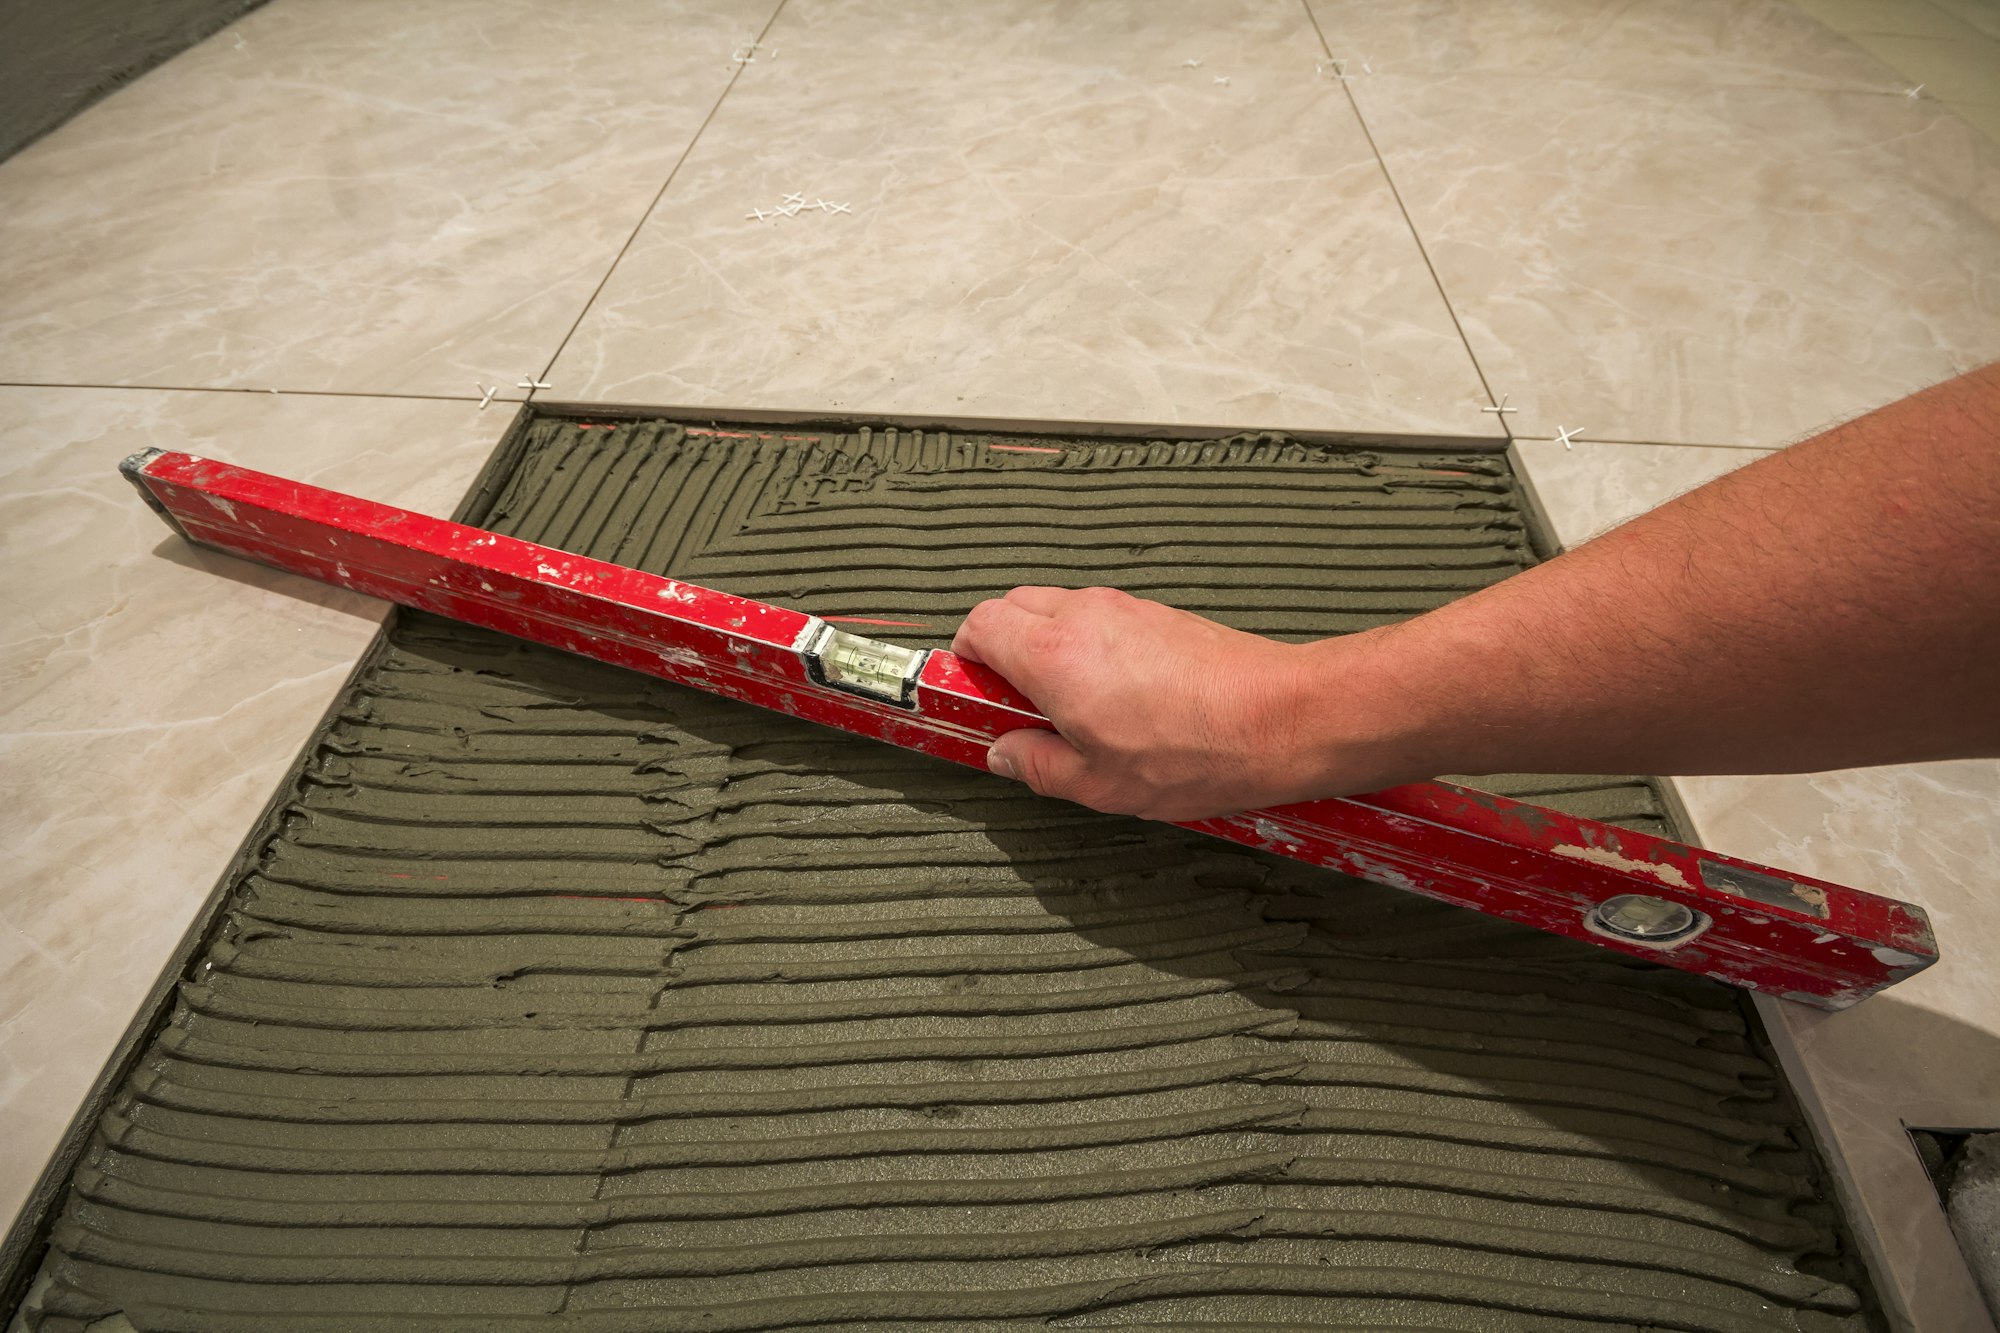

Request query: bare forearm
[
  {"left": 953, "top": 365, "right": 2000, "bottom": 819},
  {"left": 1314, "top": 362, "right": 2000, "bottom": 787}
]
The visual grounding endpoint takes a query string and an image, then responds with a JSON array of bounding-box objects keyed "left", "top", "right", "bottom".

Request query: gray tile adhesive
[{"left": 19, "top": 420, "right": 1881, "bottom": 1330}]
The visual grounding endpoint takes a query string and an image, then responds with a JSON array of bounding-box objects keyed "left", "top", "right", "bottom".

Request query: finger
[
  {"left": 1001, "top": 585, "right": 1080, "bottom": 617},
  {"left": 950, "top": 596, "right": 1035, "bottom": 663},
  {"left": 950, "top": 597, "right": 1055, "bottom": 691},
  {"left": 986, "top": 727, "right": 1095, "bottom": 805}
]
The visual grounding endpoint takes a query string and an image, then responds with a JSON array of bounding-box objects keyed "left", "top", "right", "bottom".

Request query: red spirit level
[{"left": 122, "top": 448, "right": 1938, "bottom": 1008}]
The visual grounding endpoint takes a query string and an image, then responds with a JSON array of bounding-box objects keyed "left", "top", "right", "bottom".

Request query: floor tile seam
[
  {"left": 1826, "top": 22, "right": 1988, "bottom": 38},
  {"left": 1515, "top": 435, "right": 1777, "bottom": 452},
  {"left": 1923, "top": 0, "right": 2000, "bottom": 43},
  {"left": 1330, "top": 66, "right": 1932, "bottom": 99},
  {"left": 0, "top": 379, "right": 520, "bottom": 406},
  {"left": 1837, "top": 18, "right": 2000, "bottom": 50},
  {"left": 1296, "top": 2, "right": 1509, "bottom": 441},
  {"left": 527, "top": 0, "right": 791, "bottom": 399}
]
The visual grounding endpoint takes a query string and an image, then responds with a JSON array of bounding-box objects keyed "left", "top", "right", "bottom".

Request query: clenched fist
[{"left": 951, "top": 586, "right": 1415, "bottom": 821}]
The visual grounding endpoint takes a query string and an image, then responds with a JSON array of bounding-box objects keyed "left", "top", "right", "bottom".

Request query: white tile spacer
[
  {"left": 1905, "top": 83, "right": 1925, "bottom": 99},
  {"left": 824, "top": 201, "right": 852, "bottom": 214},
  {"left": 782, "top": 191, "right": 806, "bottom": 205},
  {"left": 476, "top": 384, "right": 498, "bottom": 410},
  {"left": 1182, "top": 58, "right": 1203, "bottom": 68},
  {"left": 1551, "top": 424, "right": 1587, "bottom": 450},
  {"left": 1480, "top": 394, "right": 1518, "bottom": 417},
  {"left": 746, "top": 207, "right": 772, "bottom": 222},
  {"left": 517, "top": 376, "right": 553, "bottom": 392},
  {"left": 1214, "top": 75, "right": 1231, "bottom": 85}
]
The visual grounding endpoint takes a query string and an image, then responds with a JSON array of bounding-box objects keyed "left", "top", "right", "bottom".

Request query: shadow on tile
[{"left": 146, "top": 533, "right": 385, "bottom": 625}]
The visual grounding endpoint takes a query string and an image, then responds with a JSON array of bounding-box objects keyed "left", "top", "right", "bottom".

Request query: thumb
[{"left": 985, "top": 727, "right": 1092, "bottom": 803}]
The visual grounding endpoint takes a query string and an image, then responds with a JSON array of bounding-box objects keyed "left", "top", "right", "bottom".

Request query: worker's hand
[{"left": 951, "top": 586, "right": 1365, "bottom": 821}]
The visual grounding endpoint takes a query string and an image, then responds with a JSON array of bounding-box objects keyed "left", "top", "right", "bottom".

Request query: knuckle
[{"left": 956, "top": 605, "right": 988, "bottom": 643}]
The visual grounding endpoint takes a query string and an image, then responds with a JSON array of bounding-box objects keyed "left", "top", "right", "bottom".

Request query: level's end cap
[
  {"left": 118, "top": 447, "right": 167, "bottom": 482},
  {"left": 118, "top": 447, "right": 190, "bottom": 536}
]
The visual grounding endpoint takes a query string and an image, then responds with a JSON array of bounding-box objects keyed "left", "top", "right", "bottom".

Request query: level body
[{"left": 121, "top": 448, "right": 1938, "bottom": 1007}]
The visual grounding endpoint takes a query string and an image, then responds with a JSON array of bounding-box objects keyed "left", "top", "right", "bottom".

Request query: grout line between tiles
[
  {"left": 531, "top": 0, "right": 792, "bottom": 389},
  {"left": 1298, "top": 0, "right": 1510, "bottom": 441},
  {"left": 1533, "top": 435, "right": 1778, "bottom": 452},
  {"left": 0, "top": 380, "right": 511, "bottom": 405}
]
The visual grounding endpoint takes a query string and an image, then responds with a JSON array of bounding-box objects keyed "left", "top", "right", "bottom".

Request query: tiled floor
[
  {"left": 3, "top": 1, "right": 1997, "bottom": 1327},
  {"left": 1792, "top": 0, "right": 2000, "bottom": 139},
  {"left": 0, "top": 0, "right": 772, "bottom": 397},
  {"left": 543, "top": 0, "right": 1490, "bottom": 432},
  {"left": 0, "top": 389, "right": 509, "bottom": 1218}
]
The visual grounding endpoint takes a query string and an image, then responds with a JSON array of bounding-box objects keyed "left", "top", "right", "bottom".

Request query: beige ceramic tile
[
  {"left": 1948, "top": 97, "right": 2000, "bottom": 144},
  {"left": 1678, "top": 769, "right": 2000, "bottom": 1331},
  {"left": 1928, "top": 0, "right": 2000, "bottom": 40},
  {"left": 1510, "top": 437, "right": 1770, "bottom": 544},
  {"left": 546, "top": 0, "right": 1490, "bottom": 437},
  {"left": 1354, "top": 73, "right": 2000, "bottom": 445},
  {"left": 1306, "top": 0, "right": 1903, "bottom": 90},
  {"left": 1846, "top": 30, "right": 2000, "bottom": 103},
  {"left": 0, "top": 386, "right": 507, "bottom": 1234},
  {"left": 1788, "top": 0, "right": 1986, "bottom": 39},
  {"left": 0, "top": 0, "right": 772, "bottom": 397}
]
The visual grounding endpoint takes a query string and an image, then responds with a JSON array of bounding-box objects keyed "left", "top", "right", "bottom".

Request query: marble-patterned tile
[
  {"left": 1928, "top": 0, "right": 2000, "bottom": 41},
  {"left": 0, "top": 386, "right": 506, "bottom": 1232},
  {"left": 1845, "top": 30, "right": 2000, "bottom": 104},
  {"left": 1788, "top": 0, "right": 1987, "bottom": 40},
  {"left": 1511, "top": 438, "right": 1769, "bottom": 545},
  {"left": 0, "top": 0, "right": 771, "bottom": 397},
  {"left": 1306, "top": 0, "right": 1903, "bottom": 91},
  {"left": 1948, "top": 96, "right": 2000, "bottom": 145},
  {"left": 546, "top": 0, "right": 1491, "bottom": 437},
  {"left": 1354, "top": 72, "right": 2000, "bottom": 445},
  {"left": 1676, "top": 767, "right": 2000, "bottom": 1330}
]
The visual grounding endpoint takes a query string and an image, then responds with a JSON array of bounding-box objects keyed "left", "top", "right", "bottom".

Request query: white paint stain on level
[
  {"left": 1551, "top": 843, "right": 1693, "bottom": 890},
  {"left": 1250, "top": 818, "right": 1303, "bottom": 856},
  {"left": 1342, "top": 853, "right": 1424, "bottom": 897}
]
